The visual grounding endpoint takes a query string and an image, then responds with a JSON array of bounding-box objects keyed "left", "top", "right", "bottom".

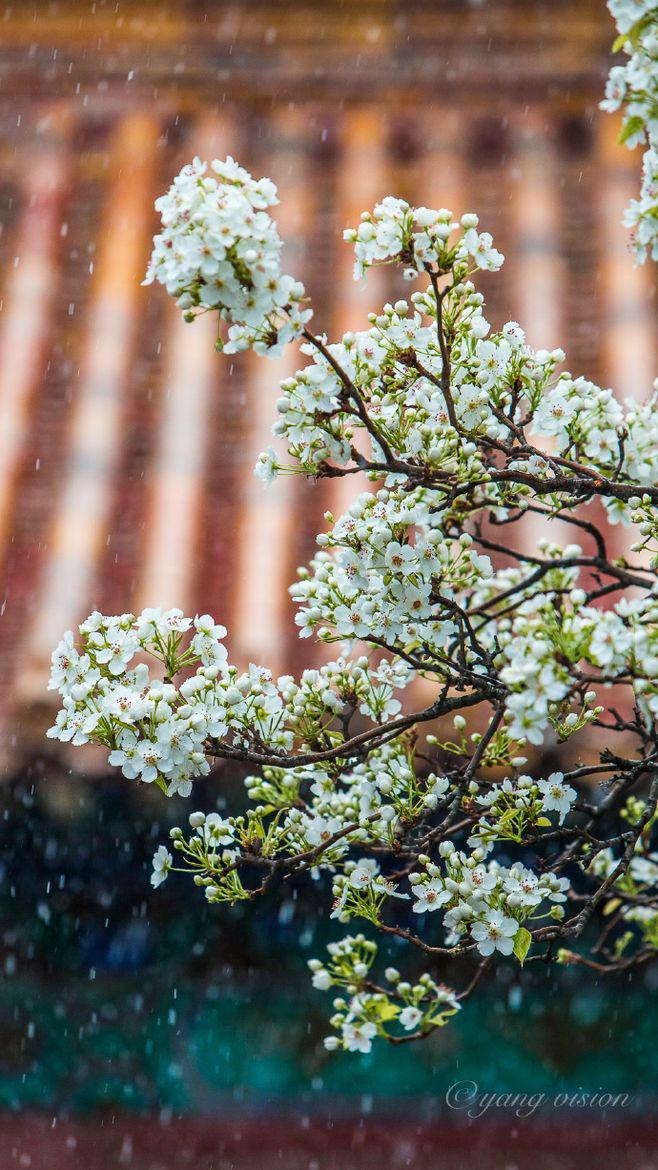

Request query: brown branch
[{"left": 205, "top": 688, "right": 494, "bottom": 769}]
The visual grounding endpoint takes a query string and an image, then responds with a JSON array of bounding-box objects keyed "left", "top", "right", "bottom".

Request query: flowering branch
[{"left": 46, "top": 145, "right": 658, "bottom": 1054}]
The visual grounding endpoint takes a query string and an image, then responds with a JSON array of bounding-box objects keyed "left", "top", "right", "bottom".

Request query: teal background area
[
  {"left": 0, "top": 765, "right": 653, "bottom": 1117},
  {"left": 0, "top": 971, "right": 652, "bottom": 1114}
]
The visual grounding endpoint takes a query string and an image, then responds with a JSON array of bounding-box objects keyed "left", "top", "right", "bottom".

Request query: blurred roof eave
[{"left": 1, "top": 0, "right": 611, "bottom": 106}]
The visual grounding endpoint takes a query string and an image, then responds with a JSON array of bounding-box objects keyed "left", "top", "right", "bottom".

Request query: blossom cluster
[
  {"left": 48, "top": 611, "right": 410, "bottom": 799},
  {"left": 309, "top": 936, "right": 459, "bottom": 1053},
  {"left": 291, "top": 493, "right": 493, "bottom": 652},
  {"left": 143, "top": 156, "right": 311, "bottom": 355},
  {"left": 330, "top": 844, "right": 567, "bottom": 956},
  {"left": 602, "top": 1, "right": 658, "bottom": 261},
  {"left": 343, "top": 202, "right": 503, "bottom": 281},
  {"left": 487, "top": 561, "right": 658, "bottom": 742},
  {"left": 467, "top": 771, "right": 577, "bottom": 853}
]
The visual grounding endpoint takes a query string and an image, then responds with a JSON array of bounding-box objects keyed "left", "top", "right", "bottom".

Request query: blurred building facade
[{"left": 0, "top": 0, "right": 656, "bottom": 770}]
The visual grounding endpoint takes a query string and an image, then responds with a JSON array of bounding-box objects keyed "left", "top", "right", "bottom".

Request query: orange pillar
[
  {"left": 22, "top": 113, "right": 159, "bottom": 697},
  {"left": 329, "top": 107, "right": 389, "bottom": 522},
  {"left": 0, "top": 110, "right": 71, "bottom": 553}
]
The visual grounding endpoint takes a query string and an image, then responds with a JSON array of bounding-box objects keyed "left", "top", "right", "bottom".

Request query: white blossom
[
  {"left": 470, "top": 911, "right": 519, "bottom": 957},
  {"left": 151, "top": 845, "right": 173, "bottom": 888}
]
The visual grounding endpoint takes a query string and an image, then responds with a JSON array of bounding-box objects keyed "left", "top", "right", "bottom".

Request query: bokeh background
[{"left": 1, "top": 1, "right": 658, "bottom": 1166}]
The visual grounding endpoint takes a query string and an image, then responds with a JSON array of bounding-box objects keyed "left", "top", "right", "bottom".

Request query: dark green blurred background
[{"left": 1, "top": 762, "right": 655, "bottom": 1145}]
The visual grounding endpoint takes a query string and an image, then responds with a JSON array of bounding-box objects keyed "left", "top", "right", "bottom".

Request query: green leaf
[
  {"left": 497, "top": 808, "right": 517, "bottom": 828},
  {"left": 612, "top": 15, "right": 651, "bottom": 54},
  {"left": 627, "top": 14, "right": 652, "bottom": 46},
  {"left": 536, "top": 816, "right": 552, "bottom": 827},
  {"left": 513, "top": 926, "right": 532, "bottom": 966},
  {"left": 614, "top": 931, "right": 633, "bottom": 958},
  {"left": 618, "top": 115, "right": 645, "bottom": 146},
  {"left": 378, "top": 1002, "right": 400, "bottom": 1022}
]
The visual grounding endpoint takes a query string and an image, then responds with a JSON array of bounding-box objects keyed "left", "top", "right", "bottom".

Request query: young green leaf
[{"left": 513, "top": 926, "right": 532, "bottom": 966}]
